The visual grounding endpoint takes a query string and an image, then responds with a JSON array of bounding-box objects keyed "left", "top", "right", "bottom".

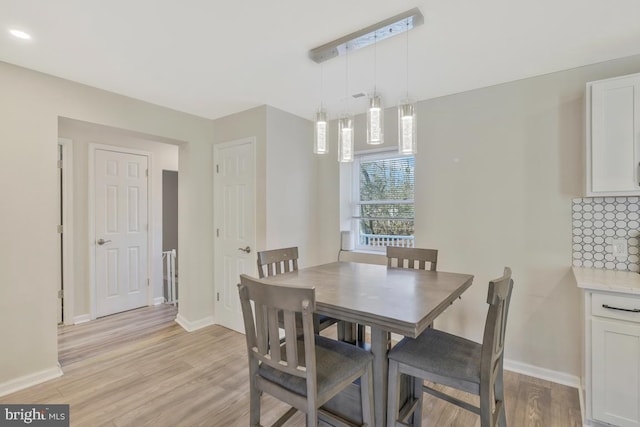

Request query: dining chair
[
  {"left": 257, "top": 247, "right": 338, "bottom": 333},
  {"left": 386, "top": 246, "right": 438, "bottom": 271},
  {"left": 238, "top": 274, "right": 375, "bottom": 427},
  {"left": 386, "top": 267, "right": 514, "bottom": 427},
  {"left": 257, "top": 246, "right": 299, "bottom": 278}
]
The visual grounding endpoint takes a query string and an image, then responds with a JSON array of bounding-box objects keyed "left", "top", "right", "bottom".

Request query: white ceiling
[{"left": 1, "top": 0, "right": 640, "bottom": 121}]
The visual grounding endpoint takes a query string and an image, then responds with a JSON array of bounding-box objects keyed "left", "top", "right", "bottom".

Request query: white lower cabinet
[
  {"left": 591, "top": 316, "right": 640, "bottom": 426},
  {"left": 587, "top": 290, "right": 640, "bottom": 427},
  {"left": 574, "top": 267, "right": 640, "bottom": 426}
]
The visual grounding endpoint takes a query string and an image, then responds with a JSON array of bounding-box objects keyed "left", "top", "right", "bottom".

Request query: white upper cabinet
[{"left": 587, "top": 73, "right": 640, "bottom": 196}]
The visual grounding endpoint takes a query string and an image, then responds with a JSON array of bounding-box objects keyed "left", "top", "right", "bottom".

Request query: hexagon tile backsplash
[{"left": 572, "top": 197, "right": 640, "bottom": 272}]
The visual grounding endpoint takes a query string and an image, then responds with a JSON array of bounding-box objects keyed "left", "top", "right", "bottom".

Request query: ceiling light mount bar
[{"left": 308, "top": 8, "right": 424, "bottom": 63}]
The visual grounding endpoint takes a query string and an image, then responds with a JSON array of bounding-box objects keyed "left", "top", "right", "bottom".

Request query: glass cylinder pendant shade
[
  {"left": 398, "top": 100, "right": 417, "bottom": 154},
  {"left": 337, "top": 114, "right": 354, "bottom": 163},
  {"left": 314, "top": 110, "right": 328, "bottom": 154},
  {"left": 366, "top": 95, "right": 384, "bottom": 145}
]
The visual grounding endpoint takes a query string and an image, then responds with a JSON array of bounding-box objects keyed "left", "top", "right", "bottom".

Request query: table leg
[
  {"left": 338, "top": 321, "right": 357, "bottom": 344},
  {"left": 370, "top": 327, "right": 390, "bottom": 427}
]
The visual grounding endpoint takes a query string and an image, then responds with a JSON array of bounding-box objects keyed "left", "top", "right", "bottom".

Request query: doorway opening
[
  {"left": 162, "top": 170, "right": 178, "bottom": 305},
  {"left": 57, "top": 117, "right": 181, "bottom": 325}
]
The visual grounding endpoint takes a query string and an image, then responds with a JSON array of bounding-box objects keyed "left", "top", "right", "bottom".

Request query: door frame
[
  {"left": 59, "top": 138, "right": 75, "bottom": 325},
  {"left": 212, "top": 137, "right": 257, "bottom": 328},
  {"left": 88, "top": 143, "right": 153, "bottom": 320}
]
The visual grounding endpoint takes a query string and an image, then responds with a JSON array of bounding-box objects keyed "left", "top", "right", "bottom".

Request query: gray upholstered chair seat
[
  {"left": 259, "top": 334, "right": 373, "bottom": 398},
  {"left": 388, "top": 328, "right": 482, "bottom": 395}
]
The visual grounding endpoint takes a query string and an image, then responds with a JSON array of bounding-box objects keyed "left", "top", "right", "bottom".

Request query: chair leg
[
  {"left": 386, "top": 360, "right": 401, "bottom": 427},
  {"left": 495, "top": 365, "right": 506, "bottom": 427},
  {"left": 412, "top": 376, "right": 423, "bottom": 427},
  {"left": 360, "top": 364, "right": 374, "bottom": 426},
  {"left": 249, "top": 376, "right": 261, "bottom": 426},
  {"left": 306, "top": 408, "right": 318, "bottom": 427},
  {"left": 497, "top": 403, "right": 506, "bottom": 427},
  {"left": 306, "top": 386, "right": 318, "bottom": 427},
  {"left": 479, "top": 380, "right": 492, "bottom": 427}
]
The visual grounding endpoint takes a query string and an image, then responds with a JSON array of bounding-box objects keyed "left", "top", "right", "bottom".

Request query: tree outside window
[{"left": 356, "top": 154, "right": 414, "bottom": 249}]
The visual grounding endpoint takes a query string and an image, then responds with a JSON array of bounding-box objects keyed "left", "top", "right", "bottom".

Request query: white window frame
[{"left": 351, "top": 150, "right": 415, "bottom": 252}]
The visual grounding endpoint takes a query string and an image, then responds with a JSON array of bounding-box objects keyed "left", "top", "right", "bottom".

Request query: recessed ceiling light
[{"left": 9, "top": 29, "right": 32, "bottom": 40}]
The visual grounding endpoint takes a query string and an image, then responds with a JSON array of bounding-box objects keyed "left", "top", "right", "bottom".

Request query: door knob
[
  {"left": 238, "top": 246, "right": 251, "bottom": 254},
  {"left": 97, "top": 238, "right": 112, "bottom": 246}
]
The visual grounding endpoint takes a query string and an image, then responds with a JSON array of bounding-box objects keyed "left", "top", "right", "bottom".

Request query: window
[{"left": 352, "top": 151, "right": 415, "bottom": 251}]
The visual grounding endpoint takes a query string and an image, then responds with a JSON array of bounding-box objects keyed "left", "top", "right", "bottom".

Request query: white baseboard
[
  {"left": 504, "top": 358, "right": 581, "bottom": 389},
  {"left": 175, "top": 314, "right": 215, "bottom": 332},
  {"left": 578, "top": 379, "right": 586, "bottom": 427},
  {"left": 73, "top": 314, "right": 91, "bottom": 324},
  {"left": 0, "top": 365, "right": 63, "bottom": 397},
  {"left": 153, "top": 297, "right": 166, "bottom": 305}
]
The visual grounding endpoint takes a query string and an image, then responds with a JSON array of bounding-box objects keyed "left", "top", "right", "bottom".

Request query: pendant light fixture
[
  {"left": 313, "top": 110, "right": 328, "bottom": 154},
  {"left": 398, "top": 101, "right": 416, "bottom": 154},
  {"left": 308, "top": 8, "right": 423, "bottom": 159},
  {"left": 398, "top": 18, "right": 417, "bottom": 154},
  {"left": 338, "top": 114, "right": 354, "bottom": 162},
  {"left": 366, "top": 34, "right": 383, "bottom": 145},
  {"left": 313, "top": 65, "right": 328, "bottom": 154},
  {"left": 338, "top": 45, "right": 354, "bottom": 163}
]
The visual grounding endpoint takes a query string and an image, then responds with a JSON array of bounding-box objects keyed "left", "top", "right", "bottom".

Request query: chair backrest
[
  {"left": 386, "top": 246, "right": 438, "bottom": 271},
  {"left": 480, "top": 267, "right": 514, "bottom": 384},
  {"left": 257, "top": 247, "right": 299, "bottom": 278},
  {"left": 238, "top": 274, "right": 318, "bottom": 398}
]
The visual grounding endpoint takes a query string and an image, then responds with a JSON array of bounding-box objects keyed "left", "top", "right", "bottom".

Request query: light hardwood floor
[{"left": 2, "top": 305, "right": 582, "bottom": 426}]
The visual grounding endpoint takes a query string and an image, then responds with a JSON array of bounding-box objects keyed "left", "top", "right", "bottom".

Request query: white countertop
[{"left": 573, "top": 266, "right": 640, "bottom": 295}]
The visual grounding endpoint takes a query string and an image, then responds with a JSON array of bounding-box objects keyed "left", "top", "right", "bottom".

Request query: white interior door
[
  {"left": 214, "top": 139, "right": 256, "bottom": 333},
  {"left": 94, "top": 148, "right": 149, "bottom": 318}
]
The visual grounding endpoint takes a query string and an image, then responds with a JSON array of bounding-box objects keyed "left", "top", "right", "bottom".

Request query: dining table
[{"left": 264, "top": 261, "right": 474, "bottom": 427}]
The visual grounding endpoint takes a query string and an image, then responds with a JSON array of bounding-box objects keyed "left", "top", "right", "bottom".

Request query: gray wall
[
  {"left": 417, "top": 55, "right": 640, "bottom": 376},
  {"left": 265, "top": 106, "right": 326, "bottom": 267},
  {"left": 212, "top": 105, "right": 268, "bottom": 260},
  {"left": 318, "top": 54, "right": 640, "bottom": 378},
  {"left": 212, "top": 105, "right": 330, "bottom": 267},
  {"left": 0, "top": 61, "right": 213, "bottom": 387}
]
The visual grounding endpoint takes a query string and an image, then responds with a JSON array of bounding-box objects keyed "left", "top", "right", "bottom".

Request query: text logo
[{"left": 0, "top": 405, "right": 69, "bottom": 426}]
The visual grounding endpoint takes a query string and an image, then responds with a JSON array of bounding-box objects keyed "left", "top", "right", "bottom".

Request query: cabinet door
[
  {"left": 588, "top": 74, "right": 640, "bottom": 195},
  {"left": 592, "top": 317, "right": 640, "bottom": 427}
]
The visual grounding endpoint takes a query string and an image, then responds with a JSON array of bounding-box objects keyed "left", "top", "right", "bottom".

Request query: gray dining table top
[{"left": 264, "top": 261, "right": 474, "bottom": 337}]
